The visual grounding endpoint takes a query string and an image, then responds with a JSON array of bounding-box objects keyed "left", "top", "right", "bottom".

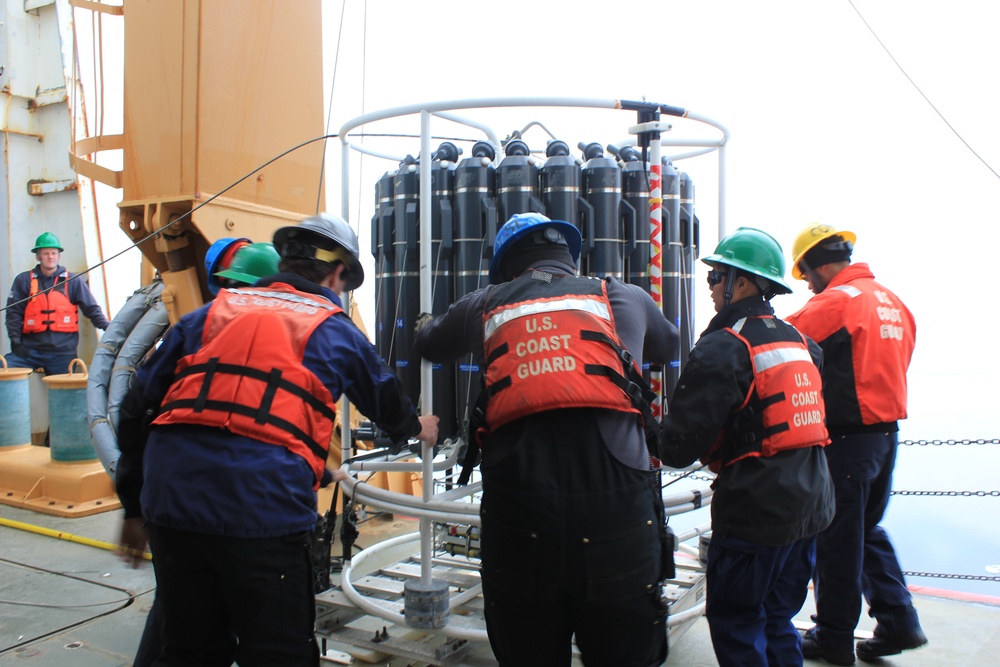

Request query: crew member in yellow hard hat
[
  {"left": 787, "top": 223, "right": 926, "bottom": 664},
  {"left": 4, "top": 232, "right": 110, "bottom": 375}
]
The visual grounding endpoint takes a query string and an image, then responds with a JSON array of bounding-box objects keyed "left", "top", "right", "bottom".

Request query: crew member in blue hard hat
[
  {"left": 657, "top": 227, "right": 835, "bottom": 667},
  {"left": 4, "top": 231, "right": 110, "bottom": 375},
  {"left": 414, "top": 212, "right": 678, "bottom": 667},
  {"left": 115, "top": 212, "right": 438, "bottom": 666}
]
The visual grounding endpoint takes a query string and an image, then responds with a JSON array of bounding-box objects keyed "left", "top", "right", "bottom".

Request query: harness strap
[
  {"left": 257, "top": 368, "right": 283, "bottom": 424},
  {"left": 457, "top": 383, "right": 489, "bottom": 486},
  {"left": 157, "top": 397, "right": 329, "bottom": 463},
  {"left": 173, "top": 359, "right": 336, "bottom": 421}
]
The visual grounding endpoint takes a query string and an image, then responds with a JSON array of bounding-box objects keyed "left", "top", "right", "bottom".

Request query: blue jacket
[{"left": 123, "top": 273, "right": 421, "bottom": 537}]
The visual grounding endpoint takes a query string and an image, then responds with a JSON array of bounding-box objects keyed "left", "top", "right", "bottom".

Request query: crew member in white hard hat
[{"left": 115, "top": 213, "right": 438, "bottom": 665}]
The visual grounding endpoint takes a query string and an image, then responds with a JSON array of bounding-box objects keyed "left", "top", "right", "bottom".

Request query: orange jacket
[
  {"left": 482, "top": 271, "right": 640, "bottom": 432},
  {"left": 702, "top": 315, "right": 830, "bottom": 473},
  {"left": 153, "top": 285, "right": 341, "bottom": 486},
  {"left": 786, "top": 263, "right": 915, "bottom": 429},
  {"left": 23, "top": 271, "right": 78, "bottom": 334}
]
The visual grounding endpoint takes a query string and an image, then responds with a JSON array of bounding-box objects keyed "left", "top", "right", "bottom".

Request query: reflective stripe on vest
[
  {"left": 153, "top": 285, "right": 341, "bottom": 487},
  {"left": 482, "top": 271, "right": 640, "bottom": 432},
  {"left": 23, "top": 272, "right": 78, "bottom": 334},
  {"left": 702, "top": 315, "right": 830, "bottom": 472}
]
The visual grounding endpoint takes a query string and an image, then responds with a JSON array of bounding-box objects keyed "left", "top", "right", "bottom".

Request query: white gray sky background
[{"left": 85, "top": 0, "right": 1000, "bottom": 442}]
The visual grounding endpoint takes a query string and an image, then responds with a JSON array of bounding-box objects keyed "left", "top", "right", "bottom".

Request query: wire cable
[
  {"left": 847, "top": 0, "right": 1000, "bottom": 181},
  {"left": 0, "top": 133, "right": 339, "bottom": 316}
]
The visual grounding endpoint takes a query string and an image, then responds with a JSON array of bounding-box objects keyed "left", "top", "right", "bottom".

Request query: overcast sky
[
  {"left": 86, "top": 0, "right": 999, "bottom": 441},
  {"left": 309, "top": 0, "right": 999, "bottom": 440}
]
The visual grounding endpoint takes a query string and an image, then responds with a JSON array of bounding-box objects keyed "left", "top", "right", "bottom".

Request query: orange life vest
[
  {"left": 702, "top": 315, "right": 830, "bottom": 473},
  {"left": 481, "top": 271, "right": 641, "bottom": 433},
  {"left": 23, "top": 271, "right": 78, "bottom": 334},
  {"left": 153, "top": 285, "right": 341, "bottom": 487}
]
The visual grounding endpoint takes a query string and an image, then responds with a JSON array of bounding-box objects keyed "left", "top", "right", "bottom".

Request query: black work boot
[
  {"left": 802, "top": 627, "right": 856, "bottom": 665},
  {"left": 856, "top": 626, "right": 928, "bottom": 662}
]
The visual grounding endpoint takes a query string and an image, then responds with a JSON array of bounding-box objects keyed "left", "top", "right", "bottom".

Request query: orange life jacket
[
  {"left": 153, "top": 285, "right": 341, "bottom": 487},
  {"left": 702, "top": 315, "right": 830, "bottom": 473},
  {"left": 23, "top": 271, "right": 78, "bottom": 334},
  {"left": 481, "top": 271, "right": 641, "bottom": 433}
]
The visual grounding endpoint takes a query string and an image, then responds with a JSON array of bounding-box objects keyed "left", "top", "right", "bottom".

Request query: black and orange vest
[
  {"left": 153, "top": 285, "right": 341, "bottom": 487},
  {"left": 23, "top": 270, "right": 78, "bottom": 334},
  {"left": 702, "top": 315, "right": 830, "bottom": 473},
  {"left": 481, "top": 270, "right": 642, "bottom": 432}
]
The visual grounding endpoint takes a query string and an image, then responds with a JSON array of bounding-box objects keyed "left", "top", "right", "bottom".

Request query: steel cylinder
[
  {"left": 661, "top": 158, "right": 683, "bottom": 395},
  {"left": 429, "top": 142, "right": 459, "bottom": 440},
  {"left": 539, "top": 140, "right": 582, "bottom": 227},
  {"left": 579, "top": 142, "right": 626, "bottom": 278},
  {"left": 496, "top": 139, "right": 543, "bottom": 223},
  {"left": 616, "top": 145, "right": 651, "bottom": 292},
  {"left": 679, "top": 171, "right": 698, "bottom": 368},
  {"left": 392, "top": 158, "right": 422, "bottom": 403},
  {"left": 372, "top": 170, "right": 397, "bottom": 368},
  {"left": 452, "top": 141, "right": 496, "bottom": 434}
]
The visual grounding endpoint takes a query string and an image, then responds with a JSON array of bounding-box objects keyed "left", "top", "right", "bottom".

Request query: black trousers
[
  {"left": 480, "top": 410, "right": 669, "bottom": 667},
  {"left": 147, "top": 525, "right": 319, "bottom": 667}
]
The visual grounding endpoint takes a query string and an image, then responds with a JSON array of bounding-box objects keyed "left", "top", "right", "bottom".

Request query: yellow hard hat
[{"left": 791, "top": 223, "right": 857, "bottom": 280}]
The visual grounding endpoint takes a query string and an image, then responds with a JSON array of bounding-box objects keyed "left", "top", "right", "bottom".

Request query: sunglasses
[{"left": 707, "top": 270, "right": 728, "bottom": 287}]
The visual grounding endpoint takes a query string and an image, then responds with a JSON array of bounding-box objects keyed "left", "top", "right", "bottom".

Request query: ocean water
[{"left": 664, "top": 437, "right": 1000, "bottom": 600}]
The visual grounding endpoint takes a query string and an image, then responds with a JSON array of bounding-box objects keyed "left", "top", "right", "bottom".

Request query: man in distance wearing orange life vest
[
  {"left": 414, "top": 212, "right": 678, "bottom": 667},
  {"left": 787, "top": 223, "right": 926, "bottom": 665},
  {"left": 657, "top": 227, "right": 835, "bottom": 667},
  {"left": 4, "top": 232, "right": 110, "bottom": 375}
]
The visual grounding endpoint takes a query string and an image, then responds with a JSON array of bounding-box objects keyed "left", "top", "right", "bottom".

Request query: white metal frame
[{"left": 334, "top": 97, "right": 727, "bottom": 634}]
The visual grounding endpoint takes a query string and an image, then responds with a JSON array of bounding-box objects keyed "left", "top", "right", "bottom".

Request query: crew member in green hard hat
[
  {"left": 4, "top": 231, "right": 110, "bottom": 375},
  {"left": 657, "top": 227, "right": 835, "bottom": 667},
  {"left": 214, "top": 241, "right": 282, "bottom": 288}
]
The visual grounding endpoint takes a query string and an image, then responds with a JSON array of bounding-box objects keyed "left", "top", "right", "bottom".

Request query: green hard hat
[
  {"left": 31, "top": 232, "right": 64, "bottom": 253},
  {"left": 702, "top": 227, "right": 792, "bottom": 295},
  {"left": 215, "top": 242, "right": 281, "bottom": 285}
]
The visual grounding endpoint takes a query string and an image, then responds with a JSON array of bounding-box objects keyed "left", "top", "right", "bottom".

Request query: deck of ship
[{"left": 2, "top": 500, "right": 999, "bottom": 666}]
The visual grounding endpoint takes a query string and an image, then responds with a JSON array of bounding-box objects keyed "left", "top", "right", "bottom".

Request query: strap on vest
[
  {"left": 173, "top": 359, "right": 336, "bottom": 421},
  {"left": 257, "top": 368, "right": 284, "bottom": 424},
  {"left": 457, "top": 380, "right": 488, "bottom": 486},
  {"left": 717, "top": 393, "right": 791, "bottom": 467},
  {"left": 158, "top": 396, "right": 329, "bottom": 463}
]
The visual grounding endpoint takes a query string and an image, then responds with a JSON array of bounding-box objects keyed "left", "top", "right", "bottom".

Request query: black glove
[{"left": 11, "top": 343, "right": 29, "bottom": 359}]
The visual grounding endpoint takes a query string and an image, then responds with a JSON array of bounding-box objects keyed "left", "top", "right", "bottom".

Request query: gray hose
[
  {"left": 107, "top": 299, "right": 169, "bottom": 434},
  {"left": 87, "top": 281, "right": 165, "bottom": 478}
]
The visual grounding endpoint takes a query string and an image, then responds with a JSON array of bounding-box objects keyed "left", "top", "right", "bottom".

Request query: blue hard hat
[
  {"left": 488, "top": 212, "right": 582, "bottom": 284},
  {"left": 204, "top": 237, "right": 250, "bottom": 295}
]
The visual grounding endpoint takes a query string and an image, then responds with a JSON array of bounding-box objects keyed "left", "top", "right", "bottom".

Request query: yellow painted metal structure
[
  {"left": 60, "top": 0, "right": 422, "bottom": 500},
  {"left": 70, "top": 0, "right": 326, "bottom": 322}
]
